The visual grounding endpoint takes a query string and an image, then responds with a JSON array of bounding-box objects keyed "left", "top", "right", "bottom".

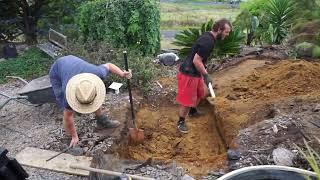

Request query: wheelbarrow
[{"left": 0, "top": 75, "right": 55, "bottom": 110}]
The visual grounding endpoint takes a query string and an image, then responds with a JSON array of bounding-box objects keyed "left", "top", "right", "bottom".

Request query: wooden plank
[
  {"left": 15, "top": 147, "right": 92, "bottom": 176},
  {"left": 49, "top": 28, "right": 67, "bottom": 49}
]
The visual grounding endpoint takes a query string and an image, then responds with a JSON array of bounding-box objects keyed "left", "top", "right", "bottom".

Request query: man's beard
[{"left": 217, "top": 33, "right": 223, "bottom": 40}]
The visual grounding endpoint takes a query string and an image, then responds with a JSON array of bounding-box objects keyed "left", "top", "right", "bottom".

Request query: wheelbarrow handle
[
  {"left": 0, "top": 98, "right": 14, "bottom": 110},
  {"left": 0, "top": 94, "right": 30, "bottom": 110},
  {"left": 6, "top": 76, "right": 28, "bottom": 84}
]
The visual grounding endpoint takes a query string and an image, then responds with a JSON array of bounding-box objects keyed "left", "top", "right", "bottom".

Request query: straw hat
[{"left": 66, "top": 73, "right": 106, "bottom": 114}]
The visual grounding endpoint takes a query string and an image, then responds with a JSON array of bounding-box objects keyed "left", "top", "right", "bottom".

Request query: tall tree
[
  {"left": 0, "top": 0, "right": 49, "bottom": 44},
  {"left": 0, "top": 0, "right": 84, "bottom": 44}
]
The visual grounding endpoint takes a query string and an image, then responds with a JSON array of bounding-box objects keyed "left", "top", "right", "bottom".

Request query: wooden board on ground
[{"left": 15, "top": 147, "right": 92, "bottom": 176}]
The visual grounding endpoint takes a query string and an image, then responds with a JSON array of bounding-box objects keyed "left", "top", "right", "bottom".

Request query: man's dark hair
[{"left": 212, "top": 18, "right": 232, "bottom": 32}]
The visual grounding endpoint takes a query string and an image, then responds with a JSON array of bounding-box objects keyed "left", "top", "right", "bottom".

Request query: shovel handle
[
  {"left": 70, "top": 164, "right": 155, "bottom": 180},
  {"left": 123, "top": 51, "right": 136, "bottom": 126},
  {"left": 208, "top": 82, "right": 216, "bottom": 98}
]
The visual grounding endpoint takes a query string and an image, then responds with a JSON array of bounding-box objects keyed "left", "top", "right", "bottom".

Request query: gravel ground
[{"left": 0, "top": 80, "right": 84, "bottom": 179}]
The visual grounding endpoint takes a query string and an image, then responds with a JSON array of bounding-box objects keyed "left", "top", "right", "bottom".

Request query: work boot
[
  {"left": 96, "top": 115, "right": 120, "bottom": 129},
  {"left": 188, "top": 107, "right": 204, "bottom": 117},
  {"left": 177, "top": 120, "right": 188, "bottom": 134}
]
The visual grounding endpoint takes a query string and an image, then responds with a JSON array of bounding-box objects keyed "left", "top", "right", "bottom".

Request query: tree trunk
[
  {"left": 24, "top": 18, "right": 37, "bottom": 45},
  {"left": 20, "top": 0, "right": 42, "bottom": 45}
]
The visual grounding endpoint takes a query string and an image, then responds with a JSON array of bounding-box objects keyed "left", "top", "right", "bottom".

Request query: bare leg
[
  {"left": 177, "top": 105, "right": 190, "bottom": 133},
  {"left": 179, "top": 105, "right": 190, "bottom": 118},
  {"left": 94, "top": 107, "right": 102, "bottom": 117}
]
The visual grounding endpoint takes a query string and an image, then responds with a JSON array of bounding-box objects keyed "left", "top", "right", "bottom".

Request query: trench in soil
[
  {"left": 118, "top": 103, "right": 227, "bottom": 177},
  {"left": 116, "top": 59, "right": 320, "bottom": 178}
]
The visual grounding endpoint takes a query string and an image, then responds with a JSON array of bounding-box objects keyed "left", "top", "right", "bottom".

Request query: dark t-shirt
[{"left": 179, "top": 32, "right": 215, "bottom": 77}]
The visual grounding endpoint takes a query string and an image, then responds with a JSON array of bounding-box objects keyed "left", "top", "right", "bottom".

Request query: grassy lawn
[
  {"left": 0, "top": 48, "right": 52, "bottom": 84},
  {"left": 160, "top": 1, "right": 240, "bottom": 49},
  {"left": 160, "top": 2, "right": 240, "bottom": 30}
]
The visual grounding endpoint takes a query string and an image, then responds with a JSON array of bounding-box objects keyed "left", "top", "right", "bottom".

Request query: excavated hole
[{"left": 117, "top": 101, "right": 229, "bottom": 177}]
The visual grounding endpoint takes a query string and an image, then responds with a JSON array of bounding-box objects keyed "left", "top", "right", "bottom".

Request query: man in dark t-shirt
[{"left": 176, "top": 19, "right": 232, "bottom": 133}]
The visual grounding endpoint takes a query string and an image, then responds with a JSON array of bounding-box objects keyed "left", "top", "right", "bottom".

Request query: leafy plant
[
  {"left": 76, "top": 0, "right": 160, "bottom": 56},
  {"left": 212, "top": 28, "right": 245, "bottom": 58},
  {"left": 173, "top": 19, "right": 244, "bottom": 59},
  {"left": 173, "top": 19, "right": 214, "bottom": 58},
  {"left": 66, "top": 39, "right": 160, "bottom": 94},
  {"left": 234, "top": 10, "right": 259, "bottom": 45},
  {"left": 295, "top": 138, "right": 320, "bottom": 180},
  {"left": 0, "top": 48, "right": 51, "bottom": 84},
  {"left": 0, "top": 0, "right": 86, "bottom": 44},
  {"left": 265, "top": 0, "right": 296, "bottom": 44},
  {"left": 240, "top": 0, "right": 268, "bottom": 17}
]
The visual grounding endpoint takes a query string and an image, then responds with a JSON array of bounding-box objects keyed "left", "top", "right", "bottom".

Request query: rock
[
  {"left": 182, "top": 174, "right": 195, "bottom": 180},
  {"left": 140, "top": 167, "right": 146, "bottom": 173},
  {"left": 272, "top": 147, "right": 295, "bottom": 166},
  {"left": 313, "top": 104, "right": 320, "bottom": 112},
  {"left": 272, "top": 124, "right": 278, "bottom": 134},
  {"left": 226, "top": 94, "right": 239, "bottom": 100},
  {"left": 157, "top": 53, "right": 179, "bottom": 66},
  {"left": 83, "top": 147, "right": 89, "bottom": 152},
  {"left": 227, "top": 149, "right": 241, "bottom": 160},
  {"left": 44, "top": 144, "right": 51, "bottom": 149},
  {"left": 233, "top": 86, "right": 248, "bottom": 92},
  {"left": 88, "top": 141, "right": 95, "bottom": 146},
  {"left": 68, "top": 147, "right": 84, "bottom": 156}
]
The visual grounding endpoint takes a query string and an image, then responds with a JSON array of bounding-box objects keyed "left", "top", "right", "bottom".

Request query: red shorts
[{"left": 176, "top": 72, "right": 205, "bottom": 107}]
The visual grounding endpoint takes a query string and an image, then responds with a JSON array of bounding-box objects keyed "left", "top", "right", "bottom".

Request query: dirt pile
[
  {"left": 214, "top": 60, "right": 320, "bottom": 148},
  {"left": 231, "top": 60, "right": 320, "bottom": 101}
]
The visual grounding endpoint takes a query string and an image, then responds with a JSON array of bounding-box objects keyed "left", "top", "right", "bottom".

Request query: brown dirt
[
  {"left": 119, "top": 59, "right": 320, "bottom": 178},
  {"left": 214, "top": 60, "right": 320, "bottom": 148},
  {"left": 121, "top": 105, "right": 226, "bottom": 177}
]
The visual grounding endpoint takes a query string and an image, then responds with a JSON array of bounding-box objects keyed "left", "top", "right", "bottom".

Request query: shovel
[
  {"left": 206, "top": 82, "right": 216, "bottom": 105},
  {"left": 123, "top": 51, "right": 145, "bottom": 144}
]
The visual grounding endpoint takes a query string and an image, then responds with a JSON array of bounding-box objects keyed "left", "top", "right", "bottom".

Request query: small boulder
[
  {"left": 227, "top": 149, "right": 241, "bottom": 160},
  {"left": 272, "top": 147, "right": 295, "bottom": 166}
]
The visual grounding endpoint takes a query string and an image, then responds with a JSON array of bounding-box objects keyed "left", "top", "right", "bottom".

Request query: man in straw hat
[{"left": 49, "top": 55, "right": 132, "bottom": 147}]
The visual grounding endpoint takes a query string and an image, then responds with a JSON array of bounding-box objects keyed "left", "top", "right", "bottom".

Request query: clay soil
[{"left": 120, "top": 59, "right": 320, "bottom": 178}]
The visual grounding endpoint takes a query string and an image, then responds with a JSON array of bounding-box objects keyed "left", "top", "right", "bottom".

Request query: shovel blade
[
  {"left": 129, "top": 127, "right": 144, "bottom": 144},
  {"left": 206, "top": 97, "right": 215, "bottom": 105}
]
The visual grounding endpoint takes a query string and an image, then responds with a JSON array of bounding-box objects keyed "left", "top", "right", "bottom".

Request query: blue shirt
[{"left": 49, "top": 55, "right": 108, "bottom": 109}]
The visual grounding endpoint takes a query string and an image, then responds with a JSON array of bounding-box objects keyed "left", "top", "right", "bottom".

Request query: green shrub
[
  {"left": 76, "top": 0, "right": 160, "bottom": 56},
  {"left": 0, "top": 48, "right": 51, "bottom": 84},
  {"left": 66, "top": 40, "right": 160, "bottom": 94},
  {"left": 240, "top": 0, "right": 268, "bottom": 17},
  {"left": 234, "top": 10, "right": 259, "bottom": 45},
  {"left": 173, "top": 19, "right": 245, "bottom": 59},
  {"left": 295, "top": 42, "right": 315, "bottom": 57},
  {"left": 265, "top": 0, "right": 296, "bottom": 44},
  {"left": 312, "top": 45, "right": 320, "bottom": 58}
]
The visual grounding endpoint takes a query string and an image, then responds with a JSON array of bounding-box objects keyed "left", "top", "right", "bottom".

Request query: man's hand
[
  {"left": 203, "top": 74, "right": 213, "bottom": 86},
  {"left": 122, "top": 69, "right": 132, "bottom": 79},
  {"left": 69, "top": 135, "right": 79, "bottom": 147}
]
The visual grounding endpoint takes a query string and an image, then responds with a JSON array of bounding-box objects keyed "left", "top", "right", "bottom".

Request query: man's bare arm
[{"left": 193, "top": 53, "right": 208, "bottom": 75}]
